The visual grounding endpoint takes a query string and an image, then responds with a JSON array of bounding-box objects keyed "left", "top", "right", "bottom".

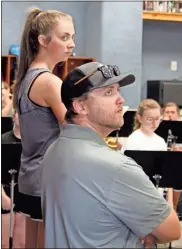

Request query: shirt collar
[{"left": 60, "top": 124, "right": 107, "bottom": 146}]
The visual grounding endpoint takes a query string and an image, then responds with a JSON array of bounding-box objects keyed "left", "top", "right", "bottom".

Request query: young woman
[
  {"left": 13, "top": 7, "right": 75, "bottom": 248},
  {"left": 121, "top": 99, "right": 173, "bottom": 207},
  {"left": 122, "top": 99, "right": 167, "bottom": 151}
]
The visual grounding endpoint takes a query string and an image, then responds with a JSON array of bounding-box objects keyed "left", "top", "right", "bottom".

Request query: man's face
[
  {"left": 84, "top": 83, "right": 125, "bottom": 131},
  {"left": 163, "top": 106, "right": 179, "bottom": 121}
]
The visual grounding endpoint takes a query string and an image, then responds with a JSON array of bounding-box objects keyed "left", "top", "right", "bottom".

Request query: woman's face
[
  {"left": 44, "top": 18, "right": 75, "bottom": 63},
  {"left": 138, "top": 108, "right": 162, "bottom": 133}
]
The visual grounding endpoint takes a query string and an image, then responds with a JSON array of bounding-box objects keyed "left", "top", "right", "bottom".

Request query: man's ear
[
  {"left": 72, "top": 99, "right": 87, "bottom": 115},
  {"left": 38, "top": 35, "right": 48, "bottom": 48}
]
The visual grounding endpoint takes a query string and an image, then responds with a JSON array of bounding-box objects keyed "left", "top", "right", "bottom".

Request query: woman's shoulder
[
  {"left": 121, "top": 130, "right": 141, "bottom": 152},
  {"left": 153, "top": 133, "right": 167, "bottom": 147},
  {"left": 34, "top": 71, "right": 63, "bottom": 92},
  {"left": 153, "top": 132, "right": 165, "bottom": 141},
  {"left": 126, "top": 130, "right": 141, "bottom": 144},
  {"left": 128, "top": 129, "right": 141, "bottom": 139},
  {"left": 39, "top": 71, "right": 62, "bottom": 84}
]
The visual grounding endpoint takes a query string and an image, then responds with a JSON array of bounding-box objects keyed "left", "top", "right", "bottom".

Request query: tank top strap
[{"left": 25, "top": 68, "right": 51, "bottom": 95}]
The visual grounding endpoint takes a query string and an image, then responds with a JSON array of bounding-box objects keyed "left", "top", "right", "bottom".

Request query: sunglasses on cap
[{"left": 74, "top": 65, "right": 120, "bottom": 85}]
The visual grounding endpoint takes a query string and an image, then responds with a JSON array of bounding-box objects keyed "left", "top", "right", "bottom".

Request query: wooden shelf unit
[
  {"left": 143, "top": 11, "right": 182, "bottom": 22},
  {"left": 1, "top": 55, "right": 95, "bottom": 87},
  {"left": 53, "top": 56, "right": 95, "bottom": 80},
  {"left": 1, "top": 55, "right": 17, "bottom": 85}
]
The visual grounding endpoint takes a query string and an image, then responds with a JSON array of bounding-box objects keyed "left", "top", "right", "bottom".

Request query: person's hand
[
  {"left": 116, "top": 142, "right": 122, "bottom": 150},
  {"left": 140, "top": 234, "right": 156, "bottom": 248},
  {"left": 2, "top": 195, "right": 11, "bottom": 210},
  {"left": 3, "top": 97, "right": 12, "bottom": 108},
  {"left": 173, "top": 145, "right": 182, "bottom": 152},
  {"left": 2, "top": 89, "right": 11, "bottom": 105}
]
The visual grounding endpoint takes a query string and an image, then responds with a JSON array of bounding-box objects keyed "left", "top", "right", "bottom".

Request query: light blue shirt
[{"left": 41, "top": 124, "right": 171, "bottom": 248}]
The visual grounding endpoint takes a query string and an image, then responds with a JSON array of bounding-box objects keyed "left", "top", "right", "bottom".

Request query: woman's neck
[
  {"left": 140, "top": 126, "right": 154, "bottom": 136},
  {"left": 29, "top": 53, "right": 55, "bottom": 72}
]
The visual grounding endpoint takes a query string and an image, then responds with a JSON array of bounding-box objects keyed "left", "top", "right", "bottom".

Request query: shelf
[
  {"left": 2, "top": 55, "right": 95, "bottom": 85},
  {"left": 1, "top": 54, "right": 16, "bottom": 58},
  {"left": 68, "top": 56, "right": 95, "bottom": 61},
  {"left": 143, "top": 11, "right": 182, "bottom": 22}
]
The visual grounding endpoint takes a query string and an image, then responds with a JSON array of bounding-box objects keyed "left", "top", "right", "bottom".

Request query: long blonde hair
[
  {"left": 13, "top": 7, "right": 72, "bottom": 108},
  {"left": 133, "top": 99, "right": 161, "bottom": 131}
]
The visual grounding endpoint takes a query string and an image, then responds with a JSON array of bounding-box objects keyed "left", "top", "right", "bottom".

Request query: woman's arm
[{"left": 43, "top": 75, "right": 67, "bottom": 124}]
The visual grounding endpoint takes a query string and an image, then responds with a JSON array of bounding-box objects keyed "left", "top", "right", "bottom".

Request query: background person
[{"left": 2, "top": 111, "right": 25, "bottom": 248}]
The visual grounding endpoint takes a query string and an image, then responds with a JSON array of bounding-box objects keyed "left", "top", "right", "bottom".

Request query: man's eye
[{"left": 105, "top": 90, "right": 112, "bottom": 96}]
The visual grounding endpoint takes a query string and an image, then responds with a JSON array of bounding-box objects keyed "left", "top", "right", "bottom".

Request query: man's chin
[
  {"left": 117, "top": 121, "right": 124, "bottom": 129},
  {"left": 109, "top": 123, "right": 123, "bottom": 131}
]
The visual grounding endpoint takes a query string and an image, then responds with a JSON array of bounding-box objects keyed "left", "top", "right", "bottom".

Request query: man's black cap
[{"left": 61, "top": 62, "right": 135, "bottom": 109}]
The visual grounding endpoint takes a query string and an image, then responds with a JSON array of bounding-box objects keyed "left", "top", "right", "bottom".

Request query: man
[
  {"left": 163, "top": 102, "right": 180, "bottom": 121},
  {"left": 41, "top": 62, "right": 180, "bottom": 248}
]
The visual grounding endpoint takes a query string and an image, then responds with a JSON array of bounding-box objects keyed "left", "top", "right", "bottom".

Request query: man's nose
[{"left": 117, "top": 94, "right": 125, "bottom": 104}]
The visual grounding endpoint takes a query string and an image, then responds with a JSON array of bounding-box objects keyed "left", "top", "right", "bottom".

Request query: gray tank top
[{"left": 17, "top": 68, "right": 60, "bottom": 196}]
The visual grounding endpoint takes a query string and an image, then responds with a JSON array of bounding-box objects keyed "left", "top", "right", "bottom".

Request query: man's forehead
[
  {"left": 165, "top": 106, "right": 177, "bottom": 111},
  {"left": 105, "top": 83, "right": 120, "bottom": 89},
  {"left": 92, "top": 83, "right": 120, "bottom": 93}
]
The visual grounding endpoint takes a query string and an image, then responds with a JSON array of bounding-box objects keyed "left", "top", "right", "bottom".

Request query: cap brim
[
  {"left": 91, "top": 74, "right": 135, "bottom": 90},
  {"left": 106, "top": 74, "right": 135, "bottom": 88}
]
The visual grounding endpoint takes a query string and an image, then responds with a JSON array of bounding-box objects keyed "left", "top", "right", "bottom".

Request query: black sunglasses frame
[{"left": 74, "top": 65, "right": 120, "bottom": 85}]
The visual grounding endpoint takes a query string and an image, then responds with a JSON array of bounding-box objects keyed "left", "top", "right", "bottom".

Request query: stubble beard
[{"left": 95, "top": 111, "right": 123, "bottom": 131}]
